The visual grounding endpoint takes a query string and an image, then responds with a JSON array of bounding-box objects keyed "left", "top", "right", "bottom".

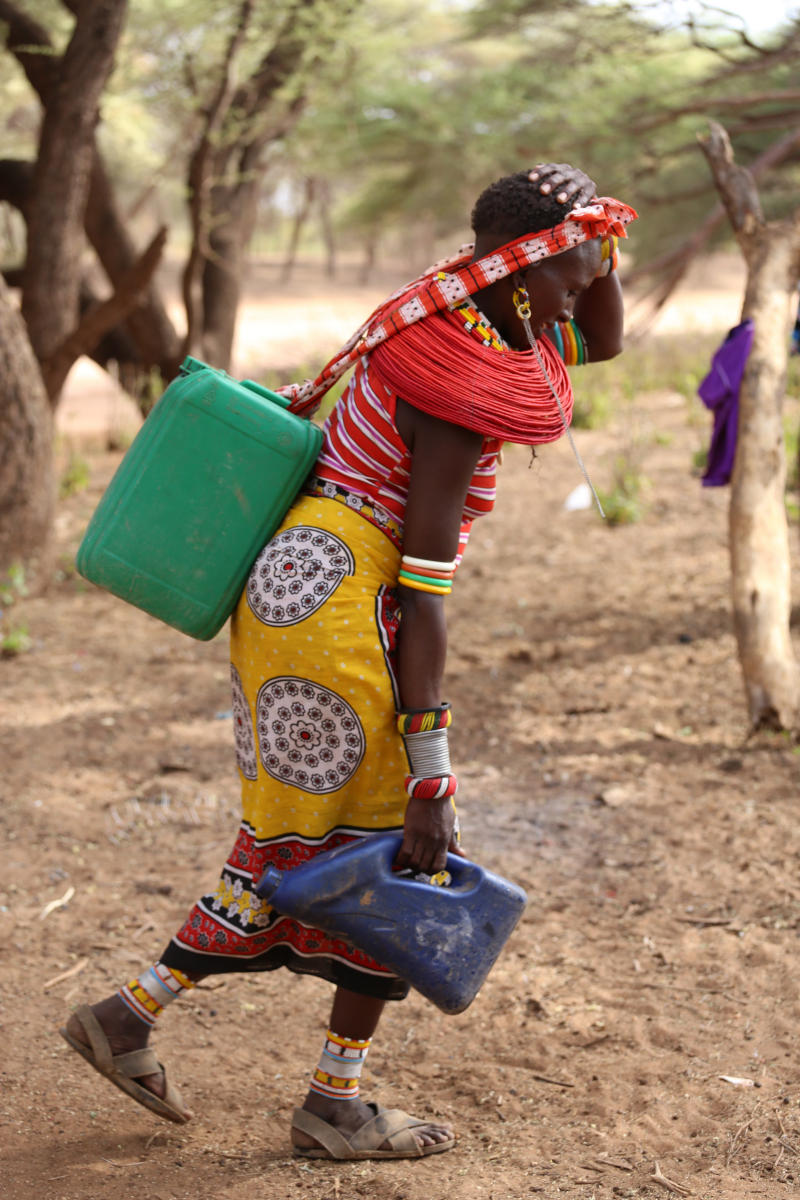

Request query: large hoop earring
[{"left": 512, "top": 286, "right": 531, "bottom": 321}]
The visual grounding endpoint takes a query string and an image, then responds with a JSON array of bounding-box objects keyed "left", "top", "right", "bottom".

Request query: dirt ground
[{"left": 3, "top": 256, "right": 800, "bottom": 1200}]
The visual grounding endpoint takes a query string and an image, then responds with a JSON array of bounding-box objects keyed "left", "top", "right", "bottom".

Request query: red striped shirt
[{"left": 314, "top": 355, "right": 501, "bottom": 559}]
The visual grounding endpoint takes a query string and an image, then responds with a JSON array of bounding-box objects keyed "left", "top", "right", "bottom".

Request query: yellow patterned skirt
[{"left": 161, "top": 493, "right": 411, "bottom": 998}]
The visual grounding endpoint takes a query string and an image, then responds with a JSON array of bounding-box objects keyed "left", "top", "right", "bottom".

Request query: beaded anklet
[
  {"left": 118, "top": 963, "right": 195, "bottom": 1027},
  {"left": 310, "top": 1029, "right": 372, "bottom": 1101}
]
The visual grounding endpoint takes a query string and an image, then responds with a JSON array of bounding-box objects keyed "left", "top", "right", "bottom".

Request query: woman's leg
[
  {"left": 292, "top": 985, "right": 453, "bottom": 1151},
  {"left": 63, "top": 965, "right": 204, "bottom": 1119}
]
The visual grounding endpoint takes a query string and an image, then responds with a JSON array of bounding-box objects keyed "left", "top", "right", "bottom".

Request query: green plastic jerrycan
[
  {"left": 77, "top": 357, "right": 323, "bottom": 640},
  {"left": 255, "top": 833, "right": 528, "bottom": 1014}
]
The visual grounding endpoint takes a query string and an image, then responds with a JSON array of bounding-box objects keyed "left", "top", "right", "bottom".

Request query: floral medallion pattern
[
  {"left": 230, "top": 664, "right": 258, "bottom": 779},
  {"left": 255, "top": 676, "right": 365, "bottom": 793},
  {"left": 246, "top": 525, "right": 355, "bottom": 626}
]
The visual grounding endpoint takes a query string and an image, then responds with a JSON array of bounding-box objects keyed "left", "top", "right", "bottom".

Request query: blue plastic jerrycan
[{"left": 255, "top": 833, "right": 527, "bottom": 1014}]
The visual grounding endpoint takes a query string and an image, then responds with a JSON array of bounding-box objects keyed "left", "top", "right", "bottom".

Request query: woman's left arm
[{"left": 574, "top": 272, "right": 624, "bottom": 363}]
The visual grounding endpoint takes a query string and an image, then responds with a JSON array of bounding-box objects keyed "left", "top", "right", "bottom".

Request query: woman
[{"left": 62, "top": 163, "right": 636, "bottom": 1160}]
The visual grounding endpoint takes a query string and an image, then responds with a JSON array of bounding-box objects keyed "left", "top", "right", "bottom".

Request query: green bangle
[{"left": 398, "top": 569, "right": 452, "bottom": 589}]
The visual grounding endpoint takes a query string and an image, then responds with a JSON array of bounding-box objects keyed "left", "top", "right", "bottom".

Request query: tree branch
[
  {"left": 633, "top": 89, "right": 800, "bottom": 134},
  {"left": 0, "top": 0, "right": 58, "bottom": 101},
  {"left": 182, "top": 0, "right": 254, "bottom": 353},
  {"left": 698, "top": 120, "right": 765, "bottom": 234},
  {"left": 42, "top": 226, "right": 167, "bottom": 400},
  {"left": 629, "top": 122, "right": 800, "bottom": 326},
  {"left": 0, "top": 157, "right": 33, "bottom": 215}
]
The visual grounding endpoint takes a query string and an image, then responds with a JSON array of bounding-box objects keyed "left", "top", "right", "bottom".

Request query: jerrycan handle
[
  {"left": 255, "top": 865, "right": 284, "bottom": 902},
  {"left": 241, "top": 378, "right": 291, "bottom": 410},
  {"left": 370, "top": 833, "right": 483, "bottom": 892}
]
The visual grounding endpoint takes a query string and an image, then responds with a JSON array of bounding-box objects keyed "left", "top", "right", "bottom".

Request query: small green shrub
[
  {"left": 691, "top": 447, "right": 709, "bottom": 477},
  {"left": 59, "top": 452, "right": 91, "bottom": 499},
  {"left": 597, "top": 453, "right": 648, "bottom": 526},
  {"left": 1, "top": 623, "right": 32, "bottom": 657},
  {"left": 0, "top": 562, "right": 27, "bottom": 606},
  {"left": 0, "top": 564, "right": 32, "bottom": 656}
]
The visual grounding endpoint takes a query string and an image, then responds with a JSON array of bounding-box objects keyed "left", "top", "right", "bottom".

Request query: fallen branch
[
  {"left": 726, "top": 1105, "right": 760, "bottom": 1165},
  {"left": 651, "top": 1161, "right": 691, "bottom": 1194},
  {"left": 40, "top": 885, "right": 75, "bottom": 920},
  {"left": 595, "top": 1153, "right": 633, "bottom": 1171},
  {"left": 43, "top": 956, "right": 88, "bottom": 990}
]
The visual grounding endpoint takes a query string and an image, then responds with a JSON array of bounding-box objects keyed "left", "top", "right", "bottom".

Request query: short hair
[{"left": 471, "top": 171, "right": 574, "bottom": 241}]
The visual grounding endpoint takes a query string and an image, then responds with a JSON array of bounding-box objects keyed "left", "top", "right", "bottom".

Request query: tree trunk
[
  {"left": 85, "top": 153, "right": 182, "bottom": 390},
  {"left": 187, "top": 0, "right": 354, "bottom": 371},
  {"left": 201, "top": 139, "right": 268, "bottom": 370},
  {"left": 699, "top": 120, "right": 800, "bottom": 731},
  {"left": 21, "top": 0, "right": 128, "bottom": 399},
  {"left": 358, "top": 233, "right": 378, "bottom": 284},
  {"left": 729, "top": 229, "right": 800, "bottom": 730},
  {"left": 317, "top": 178, "right": 336, "bottom": 280},
  {"left": 0, "top": 277, "right": 54, "bottom": 582},
  {"left": 281, "top": 176, "right": 316, "bottom": 283},
  {"left": 200, "top": 227, "right": 244, "bottom": 371}
]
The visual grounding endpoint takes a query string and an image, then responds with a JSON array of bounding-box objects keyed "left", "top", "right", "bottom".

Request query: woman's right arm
[{"left": 392, "top": 399, "right": 486, "bottom": 874}]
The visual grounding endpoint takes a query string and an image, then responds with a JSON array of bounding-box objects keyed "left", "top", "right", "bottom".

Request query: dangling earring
[{"left": 512, "top": 285, "right": 531, "bottom": 321}]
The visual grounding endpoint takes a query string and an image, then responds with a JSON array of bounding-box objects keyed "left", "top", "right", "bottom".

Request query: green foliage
[
  {"left": 784, "top": 417, "right": 799, "bottom": 492},
  {"left": 59, "top": 452, "right": 90, "bottom": 499},
  {"left": 691, "top": 446, "right": 709, "bottom": 477},
  {"left": 597, "top": 452, "right": 648, "bottom": 526},
  {"left": 256, "top": 360, "right": 354, "bottom": 424},
  {"left": 570, "top": 362, "right": 615, "bottom": 429},
  {"left": 0, "top": 563, "right": 31, "bottom": 657},
  {"left": 1, "top": 623, "right": 32, "bottom": 657},
  {"left": 0, "top": 562, "right": 27, "bottom": 607},
  {"left": 3, "top": 0, "right": 798, "bottom": 271}
]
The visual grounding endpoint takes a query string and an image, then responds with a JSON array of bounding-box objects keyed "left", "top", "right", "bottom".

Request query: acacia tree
[
  {"left": 0, "top": 0, "right": 361, "bottom": 580},
  {"left": 0, "top": 0, "right": 180, "bottom": 394},
  {"left": 0, "top": 0, "right": 129, "bottom": 580},
  {"left": 182, "top": 0, "right": 356, "bottom": 368},
  {"left": 699, "top": 121, "right": 800, "bottom": 731},
  {"left": 0, "top": 275, "right": 53, "bottom": 582}
]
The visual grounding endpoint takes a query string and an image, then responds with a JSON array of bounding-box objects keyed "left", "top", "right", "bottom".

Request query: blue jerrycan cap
[{"left": 254, "top": 833, "right": 527, "bottom": 1014}]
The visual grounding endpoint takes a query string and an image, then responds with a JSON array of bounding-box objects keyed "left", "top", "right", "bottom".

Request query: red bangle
[{"left": 405, "top": 774, "right": 458, "bottom": 800}]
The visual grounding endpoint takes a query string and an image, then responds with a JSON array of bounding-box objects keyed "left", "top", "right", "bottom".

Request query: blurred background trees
[{"left": 2, "top": 0, "right": 798, "bottom": 394}]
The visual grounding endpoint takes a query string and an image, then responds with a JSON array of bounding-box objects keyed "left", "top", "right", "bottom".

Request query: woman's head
[
  {"left": 470, "top": 169, "right": 602, "bottom": 345},
  {"left": 471, "top": 171, "right": 577, "bottom": 248}
]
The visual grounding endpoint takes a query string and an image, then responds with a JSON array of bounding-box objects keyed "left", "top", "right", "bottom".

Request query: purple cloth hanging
[{"left": 697, "top": 318, "right": 754, "bottom": 487}]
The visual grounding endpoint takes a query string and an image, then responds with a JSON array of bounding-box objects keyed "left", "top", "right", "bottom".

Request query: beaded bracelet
[
  {"left": 397, "top": 703, "right": 453, "bottom": 793},
  {"left": 405, "top": 773, "right": 459, "bottom": 800},
  {"left": 398, "top": 555, "right": 456, "bottom": 596},
  {"left": 396, "top": 704, "right": 452, "bottom": 735}
]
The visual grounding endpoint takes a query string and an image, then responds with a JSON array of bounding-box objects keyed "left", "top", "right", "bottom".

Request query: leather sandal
[
  {"left": 60, "top": 1004, "right": 189, "bottom": 1124},
  {"left": 292, "top": 1102, "right": 456, "bottom": 1160}
]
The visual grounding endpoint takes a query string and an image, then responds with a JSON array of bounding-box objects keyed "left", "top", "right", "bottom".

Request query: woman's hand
[
  {"left": 528, "top": 163, "right": 596, "bottom": 208},
  {"left": 396, "top": 797, "right": 460, "bottom": 876}
]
